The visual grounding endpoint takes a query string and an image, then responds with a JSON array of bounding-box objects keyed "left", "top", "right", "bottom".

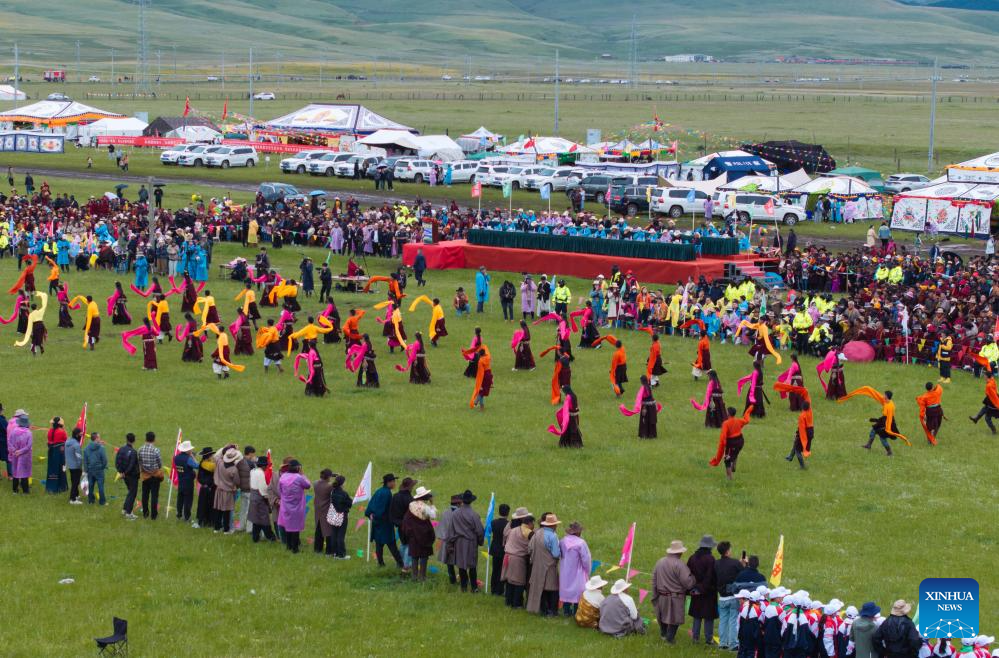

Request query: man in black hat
[
  {"left": 390, "top": 477, "right": 417, "bottom": 574},
  {"left": 450, "top": 489, "right": 485, "bottom": 593},
  {"left": 365, "top": 473, "right": 403, "bottom": 568}
]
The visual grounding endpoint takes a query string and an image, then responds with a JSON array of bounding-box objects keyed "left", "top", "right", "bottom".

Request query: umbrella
[
  {"left": 114, "top": 184, "right": 129, "bottom": 191},
  {"left": 309, "top": 190, "right": 327, "bottom": 197},
  {"left": 842, "top": 341, "right": 875, "bottom": 362},
  {"left": 152, "top": 183, "right": 167, "bottom": 188}
]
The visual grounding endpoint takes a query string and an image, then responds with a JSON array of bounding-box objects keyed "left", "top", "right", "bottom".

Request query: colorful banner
[
  {"left": 0, "top": 132, "right": 64, "bottom": 153},
  {"left": 95, "top": 135, "right": 337, "bottom": 154}
]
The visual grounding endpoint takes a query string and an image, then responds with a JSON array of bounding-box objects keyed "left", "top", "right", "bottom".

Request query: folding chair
[{"left": 95, "top": 617, "right": 128, "bottom": 656}]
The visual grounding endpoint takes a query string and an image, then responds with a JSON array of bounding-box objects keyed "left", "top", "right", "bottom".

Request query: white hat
[
  {"left": 845, "top": 606, "right": 859, "bottom": 619},
  {"left": 412, "top": 486, "right": 432, "bottom": 500},
  {"left": 585, "top": 576, "right": 608, "bottom": 591},
  {"left": 976, "top": 637, "right": 995, "bottom": 646},
  {"left": 610, "top": 579, "right": 632, "bottom": 595},
  {"left": 810, "top": 600, "right": 823, "bottom": 610},
  {"left": 962, "top": 639, "right": 977, "bottom": 646},
  {"left": 824, "top": 600, "right": 844, "bottom": 615},
  {"left": 177, "top": 440, "right": 194, "bottom": 453},
  {"left": 749, "top": 591, "right": 763, "bottom": 602},
  {"left": 736, "top": 589, "right": 752, "bottom": 599}
]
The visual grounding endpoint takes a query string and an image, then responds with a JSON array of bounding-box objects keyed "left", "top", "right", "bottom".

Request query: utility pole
[
  {"left": 927, "top": 56, "right": 938, "bottom": 175},
  {"left": 135, "top": 0, "right": 151, "bottom": 93},
  {"left": 13, "top": 43, "right": 19, "bottom": 111},
  {"left": 629, "top": 14, "right": 638, "bottom": 88},
  {"left": 465, "top": 55, "right": 471, "bottom": 86},
  {"left": 172, "top": 44, "right": 177, "bottom": 76},
  {"left": 248, "top": 47, "right": 254, "bottom": 118},
  {"left": 111, "top": 48, "right": 116, "bottom": 90},
  {"left": 320, "top": 49, "right": 326, "bottom": 85},
  {"left": 75, "top": 40, "right": 81, "bottom": 83},
  {"left": 155, "top": 50, "right": 161, "bottom": 86},
  {"left": 276, "top": 50, "right": 283, "bottom": 82},
  {"left": 554, "top": 49, "right": 560, "bottom": 136},
  {"left": 221, "top": 50, "right": 225, "bottom": 95}
]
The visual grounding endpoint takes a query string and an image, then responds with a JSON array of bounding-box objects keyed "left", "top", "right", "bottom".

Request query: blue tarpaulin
[{"left": 702, "top": 155, "right": 771, "bottom": 182}]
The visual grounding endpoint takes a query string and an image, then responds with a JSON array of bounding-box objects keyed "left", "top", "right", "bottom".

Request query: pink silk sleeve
[
  {"left": 690, "top": 379, "right": 715, "bottom": 411},
  {"left": 0, "top": 297, "right": 23, "bottom": 324},
  {"left": 121, "top": 326, "right": 149, "bottom": 355},
  {"left": 395, "top": 343, "right": 418, "bottom": 372},
  {"left": 547, "top": 397, "right": 572, "bottom": 436},
  {"left": 511, "top": 329, "right": 525, "bottom": 350}
]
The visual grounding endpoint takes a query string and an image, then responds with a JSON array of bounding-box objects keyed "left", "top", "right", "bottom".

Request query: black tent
[
  {"left": 741, "top": 140, "right": 836, "bottom": 174},
  {"left": 143, "top": 116, "right": 220, "bottom": 137}
]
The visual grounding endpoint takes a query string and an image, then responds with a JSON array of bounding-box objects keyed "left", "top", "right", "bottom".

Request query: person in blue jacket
[
  {"left": 133, "top": 253, "right": 150, "bottom": 289},
  {"left": 56, "top": 236, "right": 71, "bottom": 268},
  {"left": 192, "top": 245, "right": 208, "bottom": 282},
  {"left": 475, "top": 266, "right": 491, "bottom": 313},
  {"left": 172, "top": 440, "right": 199, "bottom": 522},
  {"left": 364, "top": 473, "right": 404, "bottom": 568}
]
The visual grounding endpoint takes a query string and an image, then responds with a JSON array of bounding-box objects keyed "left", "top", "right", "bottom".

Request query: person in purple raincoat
[
  {"left": 7, "top": 409, "right": 33, "bottom": 493},
  {"left": 278, "top": 460, "right": 312, "bottom": 554},
  {"left": 558, "top": 521, "right": 593, "bottom": 617}
]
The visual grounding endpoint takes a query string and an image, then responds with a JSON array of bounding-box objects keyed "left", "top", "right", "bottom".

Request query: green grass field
[{"left": 1, "top": 240, "right": 996, "bottom": 656}]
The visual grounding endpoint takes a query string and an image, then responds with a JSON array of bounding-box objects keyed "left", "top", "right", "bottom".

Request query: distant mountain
[{"left": 3, "top": 0, "right": 999, "bottom": 70}]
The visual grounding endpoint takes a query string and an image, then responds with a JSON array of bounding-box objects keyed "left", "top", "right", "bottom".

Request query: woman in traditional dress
[
  {"left": 181, "top": 272, "right": 198, "bottom": 313},
  {"left": 619, "top": 375, "right": 660, "bottom": 439},
  {"left": 469, "top": 346, "right": 493, "bottom": 410},
  {"left": 463, "top": 327, "right": 483, "bottom": 377},
  {"left": 236, "top": 281, "right": 261, "bottom": 329},
  {"left": 692, "top": 369, "right": 727, "bottom": 428},
  {"left": 777, "top": 353, "right": 806, "bottom": 411},
  {"left": 691, "top": 333, "right": 711, "bottom": 380},
  {"left": 141, "top": 318, "right": 158, "bottom": 371},
  {"left": 300, "top": 348, "right": 328, "bottom": 397},
  {"left": 551, "top": 385, "right": 583, "bottom": 448},
  {"left": 512, "top": 320, "right": 535, "bottom": 371},
  {"left": 29, "top": 299, "right": 48, "bottom": 356},
  {"left": 577, "top": 301, "right": 601, "bottom": 348},
  {"left": 358, "top": 334, "right": 379, "bottom": 388},
  {"left": 111, "top": 282, "right": 131, "bottom": 325},
  {"left": 738, "top": 361, "right": 767, "bottom": 419},
  {"left": 320, "top": 302, "right": 341, "bottom": 344},
  {"left": 646, "top": 333, "right": 668, "bottom": 386},
  {"left": 409, "top": 332, "right": 431, "bottom": 384},
  {"left": 826, "top": 357, "right": 847, "bottom": 400},
  {"left": 57, "top": 284, "right": 73, "bottom": 328},
  {"left": 45, "top": 417, "right": 68, "bottom": 494},
  {"left": 178, "top": 313, "right": 204, "bottom": 363},
  {"left": 278, "top": 459, "right": 311, "bottom": 553},
  {"left": 16, "top": 290, "right": 30, "bottom": 335},
  {"left": 232, "top": 309, "right": 254, "bottom": 355}
]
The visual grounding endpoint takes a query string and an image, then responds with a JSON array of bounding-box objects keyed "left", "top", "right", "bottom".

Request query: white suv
[
  {"left": 478, "top": 164, "right": 512, "bottom": 187},
  {"left": 308, "top": 153, "right": 355, "bottom": 176},
  {"left": 446, "top": 161, "right": 478, "bottom": 183},
  {"left": 523, "top": 167, "right": 584, "bottom": 192},
  {"left": 395, "top": 160, "right": 437, "bottom": 183},
  {"left": 500, "top": 166, "right": 549, "bottom": 190},
  {"left": 177, "top": 145, "right": 226, "bottom": 167},
  {"left": 714, "top": 192, "right": 806, "bottom": 226},
  {"left": 884, "top": 173, "right": 931, "bottom": 194},
  {"left": 280, "top": 150, "right": 330, "bottom": 174},
  {"left": 204, "top": 146, "right": 258, "bottom": 168},
  {"left": 334, "top": 155, "right": 379, "bottom": 177},
  {"left": 161, "top": 144, "right": 202, "bottom": 165},
  {"left": 652, "top": 188, "right": 710, "bottom": 218}
]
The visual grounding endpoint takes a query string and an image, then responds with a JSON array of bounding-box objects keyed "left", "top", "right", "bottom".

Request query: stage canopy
[
  {"left": 263, "top": 104, "right": 414, "bottom": 135},
  {"left": 78, "top": 117, "right": 148, "bottom": 143},
  {"left": 0, "top": 100, "right": 123, "bottom": 126}
]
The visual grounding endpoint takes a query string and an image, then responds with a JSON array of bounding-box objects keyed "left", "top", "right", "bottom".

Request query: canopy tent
[
  {"left": 742, "top": 140, "right": 836, "bottom": 174},
  {"left": 457, "top": 126, "right": 502, "bottom": 152},
  {"left": 165, "top": 125, "right": 222, "bottom": 142},
  {"left": 717, "top": 168, "right": 811, "bottom": 193},
  {"left": 502, "top": 136, "right": 592, "bottom": 156},
  {"left": 891, "top": 180, "right": 998, "bottom": 238},
  {"left": 827, "top": 166, "right": 885, "bottom": 191},
  {"left": 0, "top": 100, "right": 123, "bottom": 127},
  {"left": 792, "top": 175, "right": 876, "bottom": 196},
  {"left": 263, "top": 104, "right": 414, "bottom": 135},
  {"left": 0, "top": 85, "right": 26, "bottom": 101},
  {"left": 662, "top": 173, "right": 727, "bottom": 195},
  {"left": 412, "top": 135, "right": 463, "bottom": 162},
  {"left": 357, "top": 131, "right": 463, "bottom": 161},
  {"left": 78, "top": 117, "right": 149, "bottom": 144},
  {"left": 682, "top": 150, "right": 775, "bottom": 182},
  {"left": 785, "top": 175, "right": 882, "bottom": 220},
  {"left": 945, "top": 152, "right": 999, "bottom": 184},
  {"left": 144, "top": 116, "right": 219, "bottom": 137}
]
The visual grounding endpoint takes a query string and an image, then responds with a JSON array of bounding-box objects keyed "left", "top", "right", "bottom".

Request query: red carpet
[{"left": 402, "top": 240, "right": 771, "bottom": 284}]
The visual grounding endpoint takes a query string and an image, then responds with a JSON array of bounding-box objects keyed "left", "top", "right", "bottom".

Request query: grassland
[{"left": 1, "top": 239, "right": 997, "bottom": 656}]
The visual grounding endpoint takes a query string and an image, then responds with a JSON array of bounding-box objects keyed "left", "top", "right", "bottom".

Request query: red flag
[
  {"left": 764, "top": 199, "right": 775, "bottom": 217},
  {"left": 618, "top": 522, "right": 636, "bottom": 568},
  {"left": 668, "top": 140, "right": 678, "bottom": 153},
  {"left": 523, "top": 136, "right": 536, "bottom": 150},
  {"left": 569, "top": 143, "right": 578, "bottom": 153},
  {"left": 653, "top": 113, "right": 663, "bottom": 132},
  {"left": 183, "top": 96, "right": 191, "bottom": 117},
  {"left": 471, "top": 182, "right": 482, "bottom": 198},
  {"left": 221, "top": 98, "right": 228, "bottom": 121},
  {"left": 264, "top": 449, "right": 273, "bottom": 485},
  {"left": 169, "top": 429, "right": 182, "bottom": 487},
  {"left": 75, "top": 402, "right": 87, "bottom": 447}
]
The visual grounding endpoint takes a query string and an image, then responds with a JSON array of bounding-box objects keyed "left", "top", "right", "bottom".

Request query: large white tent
[
  {"left": 717, "top": 169, "right": 811, "bottom": 193},
  {"left": 263, "top": 104, "right": 414, "bottom": 135},
  {"left": 165, "top": 125, "right": 222, "bottom": 142},
  {"left": 357, "top": 130, "right": 464, "bottom": 161},
  {"left": 457, "top": 126, "right": 502, "bottom": 152},
  {"left": 791, "top": 175, "right": 876, "bottom": 196},
  {"left": 0, "top": 100, "right": 123, "bottom": 127},
  {"left": 890, "top": 153, "right": 999, "bottom": 237},
  {"left": 78, "top": 117, "right": 149, "bottom": 144},
  {"left": 0, "top": 85, "right": 26, "bottom": 101},
  {"left": 502, "top": 136, "right": 592, "bottom": 156}
]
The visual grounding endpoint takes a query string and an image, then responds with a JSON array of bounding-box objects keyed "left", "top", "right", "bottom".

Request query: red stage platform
[{"left": 402, "top": 240, "right": 770, "bottom": 284}]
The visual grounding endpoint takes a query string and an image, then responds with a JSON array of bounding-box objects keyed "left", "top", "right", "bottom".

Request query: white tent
[
  {"left": 457, "top": 126, "right": 502, "bottom": 152},
  {"left": 0, "top": 100, "right": 123, "bottom": 126},
  {"left": 0, "top": 85, "right": 26, "bottom": 101},
  {"left": 263, "top": 104, "right": 414, "bottom": 134},
  {"left": 892, "top": 180, "right": 998, "bottom": 237},
  {"left": 357, "top": 129, "right": 422, "bottom": 151},
  {"left": 502, "top": 136, "right": 592, "bottom": 156},
  {"left": 792, "top": 175, "right": 876, "bottom": 196},
  {"left": 412, "top": 135, "right": 463, "bottom": 162},
  {"left": 717, "top": 168, "right": 811, "bottom": 193},
  {"left": 78, "top": 117, "right": 149, "bottom": 144},
  {"left": 663, "top": 173, "right": 727, "bottom": 195},
  {"left": 165, "top": 125, "right": 222, "bottom": 142}
]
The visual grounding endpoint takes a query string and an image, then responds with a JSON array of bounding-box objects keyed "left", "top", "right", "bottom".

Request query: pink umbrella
[{"left": 842, "top": 341, "right": 875, "bottom": 362}]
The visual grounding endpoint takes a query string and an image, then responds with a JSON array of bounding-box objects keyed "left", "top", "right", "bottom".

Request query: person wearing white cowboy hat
[
  {"left": 502, "top": 507, "right": 534, "bottom": 609},
  {"left": 401, "top": 486, "right": 437, "bottom": 581},
  {"left": 172, "top": 439, "right": 199, "bottom": 523},
  {"left": 652, "top": 539, "right": 695, "bottom": 643},
  {"left": 527, "top": 513, "right": 562, "bottom": 616},
  {"left": 599, "top": 578, "right": 646, "bottom": 638},
  {"left": 575, "top": 576, "right": 608, "bottom": 629},
  {"left": 871, "top": 600, "right": 920, "bottom": 658}
]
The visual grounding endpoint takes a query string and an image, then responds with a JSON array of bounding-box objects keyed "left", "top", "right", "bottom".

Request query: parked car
[
  {"left": 308, "top": 152, "right": 355, "bottom": 176},
  {"left": 884, "top": 173, "right": 932, "bottom": 193},
  {"left": 334, "top": 155, "right": 380, "bottom": 177},
  {"left": 160, "top": 143, "right": 203, "bottom": 165},
  {"left": 177, "top": 145, "right": 226, "bottom": 167},
  {"left": 395, "top": 159, "right": 437, "bottom": 183},
  {"left": 46, "top": 92, "right": 71, "bottom": 101},
  {"left": 204, "top": 146, "right": 258, "bottom": 169},
  {"left": 609, "top": 185, "right": 662, "bottom": 217},
  {"left": 568, "top": 174, "right": 616, "bottom": 204},
  {"left": 651, "top": 187, "right": 711, "bottom": 218},
  {"left": 478, "top": 164, "right": 513, "bottom": 187},
  {"left": 500, "top": 166, "right": 550, "bottom": 190},
  {"left": 252, "top": 91, "right": 276, "bottom": 100},
  {"left": 523, "top": 167, "right": 585, "bottom": 192},
  {"left": 88, "top": 75, "right": 101, "bottom": 82},
  {"left": 472, "top": 163, "right": 505, "bottom": 185},
  {"left": 256, "top": 182, "right": 307, "bottom": 205},
  {"left": 714, "top": 192, "right": 806, "bottom": 226},
  {"left": 280, "top": 150, "right": 330, "bottom": 174},
  {"left": 446, "top": 161, "right": 479, "bottom": 183}
]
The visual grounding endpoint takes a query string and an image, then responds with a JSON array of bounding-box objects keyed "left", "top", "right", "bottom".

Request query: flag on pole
[
  {"left": 264, "top": 449, "right": 273, "bottom": 485},
  {"left": 169, "top": 429, "right": 182, "bottom": 486},
  {"left": 568, "top": 143, "right": 578, "bottom": 153},
  {"left": 471, "top": 182, "right": 482, "bottom": 198},
  {"left": 764, "top": 199, "right": 775, "bottom": 217},
  {"left": 618, "top": 522, "right": 636, "bottom": 567},
  {"left": 523, "top": 136, "right": 536, "bottom": 150},
  {"left": 606, "top": 185, "right": 613, "bottom": 205},
  {"left": 669, "top": 139, "right": 678, "bottom": 153},
  {"left": 686, "top": 189, "right": 696, "bottom": 203},
  {"left": 182, "top": 96, "right": 191, "bottom": 117},
  {"left": 502, "top": 180, "right": 512, "bottom": 198},
  {"left": 482, "top": 492, "right": 496, "bottom": 547},
  {"left": 221, "top": 98, "right": 229, "bottom": 121},
  {"left": 75, "top": 402, "right": 88, "bottom": 447},
  {"left": 353, "top": 461, "right": 373, "bottom": 503},
  {"left": 645, "top": 186, "right": 653, "bottom": 202},
  {"left": 540, "top": 185, "right": 551, "bottom": 200},
  {"left": 769, "top": 534, "right": 785, "bottom": 587}
]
